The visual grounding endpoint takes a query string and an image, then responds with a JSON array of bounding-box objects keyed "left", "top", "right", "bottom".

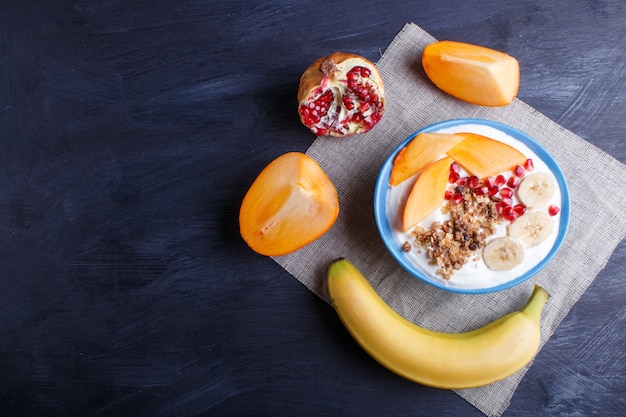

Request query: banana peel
[{"left": 327, "top": 258, "right": 550, "bottom": 389}]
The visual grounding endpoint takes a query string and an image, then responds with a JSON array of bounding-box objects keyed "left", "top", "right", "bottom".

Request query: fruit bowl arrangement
[
  {"left": 374, "top": 119, "right": 570, "bottom": 294},
  {"left": 239, "top": 41, "right": 573, "bottom": 388}
]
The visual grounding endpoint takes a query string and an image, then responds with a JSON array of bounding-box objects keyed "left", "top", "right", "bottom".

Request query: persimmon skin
[
  {"left": 422, "top": 40, "right": 520, "bottom": 106},
  {"left": 239, "top": 152, "right": 339, "bottom": 256}
]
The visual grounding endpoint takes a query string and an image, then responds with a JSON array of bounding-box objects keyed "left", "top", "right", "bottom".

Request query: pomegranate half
[{"left": 297, "top": 52, "right": 385, "bottom": 137}]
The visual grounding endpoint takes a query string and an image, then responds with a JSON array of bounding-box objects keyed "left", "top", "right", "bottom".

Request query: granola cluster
[{"left": 406, "top": 185, "right": 502, "bottom": 279}]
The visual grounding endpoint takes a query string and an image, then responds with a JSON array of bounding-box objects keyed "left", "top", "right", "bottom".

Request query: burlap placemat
[{"left": 273, "top": 23, "right": 626, "bottom": 417}]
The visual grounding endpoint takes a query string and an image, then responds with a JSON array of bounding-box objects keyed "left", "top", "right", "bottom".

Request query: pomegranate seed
[
  {"left": 444, "top": 190, "right": 454, "bottom": 200},
  {"left": 524, "top": 158, "right": 534, "bottom": 171},
  {"left": 495, "top": 174, "right": 506, "bottom": 186},
  {"left": 468, "top": 176, "right": 479, "bottom": 188},
  {"left": 359, "top": 66, "right": 371, "bottom": 77},
  {"left": 499, "top": 187, "right": 513, "bottom": 198},
  {"left": 457, "top": 177, "right": 469, "bottom": 186},
  {"left": 453, "top": 193, "right": 464, "bottom": 204},
  {"left": 549, "top": 205, "right": 561, "bottom": 216},
  {"left": 488, "top": 186, "right": 499, "bottom": 196},
  {"left": 450, "top": 162, "right": 461, "bottom": 173},
  {"left": 347, "top": 68, "right": 359, "bottom": 80},
  {"left": 500, "top": 197, "right": 513, "bottom": 207},
  {"left": 514, "top": 165, "right": 526, "bottom": 178},
  {"left": 360, "top": 102, "right": 370, "bottom": 112},
  {"left": 501, "top": 206, "right": 518, "bottom": 222},
  {"left": 475, "top": 185, "right": 489, "bottom": 196},
  {"left": 507, "top": 176, "right": 519, "bottom": 188},
  {"left": 504, "top": 212, "right": 518, "bottom": 222},
  {"left": 513, "top": 204, "right": 527, "bottom": 216},
  {"left": 449, "top": 171, "right": 460, "bottom": 183},
  {"left": 484, "top": 176, "right": 496, "bottom": 188},
  {"left": 342, "top": 96, "right": 354, "bottom": 110}
]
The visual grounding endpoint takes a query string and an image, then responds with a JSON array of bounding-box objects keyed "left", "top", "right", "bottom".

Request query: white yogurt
[{"left": 385, "top": 124, "right": 562, "bottom": 290}]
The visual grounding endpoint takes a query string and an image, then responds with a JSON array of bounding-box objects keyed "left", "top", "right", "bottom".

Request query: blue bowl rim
[{"left": 373, "top": 118, "right": 571, "bottom": 294}]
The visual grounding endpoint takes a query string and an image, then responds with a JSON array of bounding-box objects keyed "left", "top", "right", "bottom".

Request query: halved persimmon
[
  {"left": 239, "top": 152, "right": 339, "bottom": 256},
  {"left": 422, "top": 40, "right": 520, "bottom": 106}
]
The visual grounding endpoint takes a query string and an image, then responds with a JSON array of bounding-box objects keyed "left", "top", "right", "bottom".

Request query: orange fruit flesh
[
  {"left": 239, "top": 152, "right": 339, "bottom": 256},
  {"left": 422, "top": 40, "right": 520, "bottom": 106},
  {"left": 446, "top": 132, "right": 527, "bottom": 178},
  {"left": 390, "top": 132, "right": 463, "bottom": 186},
  {"left": 402, "top": 156, "right": 453, "bottom": 232}
]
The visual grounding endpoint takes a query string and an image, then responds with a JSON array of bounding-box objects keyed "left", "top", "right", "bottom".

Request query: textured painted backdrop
[{"left": 0, "top": 1, "right": 624, "bottom": 416}]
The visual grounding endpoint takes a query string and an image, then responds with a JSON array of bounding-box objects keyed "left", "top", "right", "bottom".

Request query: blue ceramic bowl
[{"left": 374, "top": 119, "right": 570, "bottom": 294}]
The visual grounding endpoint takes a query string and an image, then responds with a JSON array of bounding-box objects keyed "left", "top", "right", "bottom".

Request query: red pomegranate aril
[
  {"left": 475, "top": 185, "right": 489, "bottom": 196},
  {"left": 449, "top": 171, "right": 460, "bottom": 183},
  {"left": 468, "top": 176, "right": 479, "bottom": 188},
  {"left": 488, "top": 186, "right": 499, "bottom": 197},
  {"left": 513, "top": 204, "right": 527, "bottom": 216},
  {"left": 500, "top": 197, "right": 513, "bottom": 207},
  {"left": 499, "top": 187, "right": 513, "bottom": 198},
  {"left": 352, "top": 113, "right": 363, "bottom": 123},
  {"left": 514, "top": 165, "right": 525, "bottom": 178},
  {"left": 453, "top": 193, "right": 464, "bottom": 204},
  {"left": 501, "top": 205, "right": 518, "bottom": 222},
  {"left": 507, "top": 176, "right": 519, "bottom": 188},
  {"left": 504, "top": 212, "right": 518, "bottom": 222},
  {"left": 524, "top": 158, "right": 534, "bottom": 171},
  {"left": 369, "top": 112, "right": 382, "bottom": 125},
  {"left": 549, "top": 205, "right": 561, "bottom": 216},
  {"left": 495, "top": 174, "right": 506, "bottom": 186},
  {"left": 444, "top": 190, "right": 454, "bottom": 200},
  {"left": 457, "top": 176, "right": 469, "bottom": 186},
  {"left": 342, "top": 96, "right": 354, "bottom": 110},
  {"left": 484, "top": 176, "right": 496, "bottom": 188},
  {"left": 450, "top": 162, "right": 461, "bottom": 173}
]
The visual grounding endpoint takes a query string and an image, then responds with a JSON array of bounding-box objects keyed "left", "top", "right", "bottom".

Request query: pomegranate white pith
[{"left": 298, "top": 52, "right": 385, "bottom": 137}]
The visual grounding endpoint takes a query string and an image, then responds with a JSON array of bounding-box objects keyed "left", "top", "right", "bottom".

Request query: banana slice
[
  {"left": 507, "top": 211, "right": 555, "bottom": 248},
  {"left": 483, "top": 236, "right": 525, "bottom": 271},
  {"left": 516, "top": 172, "right": 557, "bottom": 208}
]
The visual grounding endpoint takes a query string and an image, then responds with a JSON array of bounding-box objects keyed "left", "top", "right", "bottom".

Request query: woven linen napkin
[{"left": 273, "top": 23, "right": 626, "bottom": 417}]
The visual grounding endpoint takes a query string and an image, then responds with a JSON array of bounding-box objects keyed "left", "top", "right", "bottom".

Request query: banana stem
[{"left": 522, "top": 285, "right": 550, "bottom": 320}]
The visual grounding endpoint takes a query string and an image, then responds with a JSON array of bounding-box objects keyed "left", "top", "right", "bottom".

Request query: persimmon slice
[
  {"left": 446, "top": 132, "right": 527, "bottom": 179},
  {"left": 402, "top": 156, "right": 453, "bottom": 232},
  {"left": 389, "top": 132, "right": 463, "bottom": 186},
  {"left": 422, "top": 40, "right": 520, "bottom": 106},
  {"left": 239, "top": 152, "right": 339, "bottom": 256}
]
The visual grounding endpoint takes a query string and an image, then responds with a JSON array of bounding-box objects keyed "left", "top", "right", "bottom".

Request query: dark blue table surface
[{"left": 1, "top": 1, "right": 624, "bottom": 416}]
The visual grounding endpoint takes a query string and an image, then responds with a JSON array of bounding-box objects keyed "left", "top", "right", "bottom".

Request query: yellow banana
[{"left": 327, "top": 258, "right": 550, "bottom": 389}]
